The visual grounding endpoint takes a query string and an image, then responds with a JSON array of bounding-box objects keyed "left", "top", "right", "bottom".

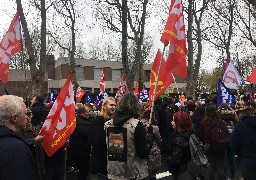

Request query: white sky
[{"left": 0, "top": 0, "right": 231, "bottom": 73}]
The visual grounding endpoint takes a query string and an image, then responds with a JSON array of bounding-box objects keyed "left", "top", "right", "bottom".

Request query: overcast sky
[{"left": 0, "top": 0, "right": 224, "bottom": 72}]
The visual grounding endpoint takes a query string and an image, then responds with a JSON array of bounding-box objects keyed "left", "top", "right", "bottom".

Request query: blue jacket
[{"left": 0, "top": 125, "right": 39, "bottom": 180}]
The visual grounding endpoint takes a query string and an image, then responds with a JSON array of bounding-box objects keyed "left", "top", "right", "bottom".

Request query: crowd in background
[{"left": 0, "top": 93, "right": 256, "bottom": 180}]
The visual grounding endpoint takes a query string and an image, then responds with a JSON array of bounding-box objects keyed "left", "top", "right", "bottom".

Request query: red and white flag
[
  {"left": 160, "top": 0, "right": 187, "bottom": 78},
  {"left": 76, "top": 86, "right": 84, "bottom": 101},
  {"left": 41, "top": 72, "right": 76, "bottom": 157},
  {"left": 100, "top": 67, "right": 106, "bottom": 94},
  {"left": 0, "top": 12, "right": 23, "bottom": 83},
  {"left": 115, "top": 74, "right": 124, "bottom": 98}
]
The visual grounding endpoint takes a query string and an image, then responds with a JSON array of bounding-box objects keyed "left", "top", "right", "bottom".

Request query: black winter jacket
[
  {"left": 0, "top": 125, "right": 39, "bottom": 180},
  {"left": 88, "top": 116, "right": 108, "bottom": 174},
  {"left": 31, "top": 103, "right": 50, "bottom": 126},
  {"left": 167, "top": 131, "right": 191, "bottom": 175}
]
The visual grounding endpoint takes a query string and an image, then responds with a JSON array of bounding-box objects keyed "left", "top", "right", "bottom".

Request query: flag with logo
[
  {"left": 115, "top": 74, "right": 124, "bottom": 99},
  {"left": 139, "top": 90, "right": 144, "bottom": 103},
  {"left": 95, "top": 93, "right": 100, "bottom": 106},
  {"left": 149, "top": 50, "right": 174, "bottom": 107},
  {"left": 100, "top": 67, "right": 106, "bottom": 95},
  {"left": 41, "top": 72, "right": 76, "bottom": 157},
  {"left": 86, "top": 92, "right": 92, "bottom": 104},
  {"left": 223, "top": 62, "right": 243, "bottom": 89},
  {"left": 49, "top": 88, "right": 56, "bottom": 102},
  {"left": 217, "top": 79, "right": 235, "bottom": 108},
  {"left": 0, "top": 12, "right": 23, "bottom": 83},
  {"left": 76, "top": 86, "right": 84, "bottom": 102},
  {"left": 142, "top": 85, "right": 149, "bottom": 101},
  {"left": 160, "top": 0, "right": 187, "bottom": 78}
]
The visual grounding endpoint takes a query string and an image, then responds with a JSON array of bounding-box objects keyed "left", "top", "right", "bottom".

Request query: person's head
[
  {"left": 0, "top": 95, "right": 29, "bottom": 132},
  {"left": 77, "top": 105, "right": 90, "bottom": 119},
  {"left": 187, "top": 100, "right": 196, "bottom": 112},
  {"left": 171, "top": 111, "right": 192, "bottom": 132},
  {"left": 116, "top": 93, "right": 140, "bottom": 119},
  {"left": 31, "top": 95, "right": 44, "bottom": 107},
  {"left": 100, "top": 97, "right": 116, "bottom": 120},
  {"left": 205, "top": 105, "right": 220, "bottom": 121}
]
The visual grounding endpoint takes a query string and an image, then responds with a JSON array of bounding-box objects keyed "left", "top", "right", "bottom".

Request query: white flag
[{"left": 223, "top": 62, "right": 243, "bottom": 89}]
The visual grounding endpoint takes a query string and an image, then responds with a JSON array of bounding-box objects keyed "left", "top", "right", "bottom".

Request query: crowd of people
[{"left": 0, "top": 93, "right": 256, "bottom": 180}]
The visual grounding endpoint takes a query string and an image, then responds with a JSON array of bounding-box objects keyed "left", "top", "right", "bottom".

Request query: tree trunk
[
  {"left": 71, "top": 22, "right": 78, "bottom": 90},
  {"left": 17, "top": 0, "right": 45, "bottom": 96},
  {"left": 186, "top": 0, "right": 194, "bottom": 98}
]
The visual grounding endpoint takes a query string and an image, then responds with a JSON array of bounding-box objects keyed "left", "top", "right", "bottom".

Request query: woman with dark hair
[
  {"left": 105, "top": 93, "right": 154, "bottom": 180},
  {"left": 167, "top": 111, "right": 194, "bottom": 180},
  {"left": 199, "top": 105, "right": 228, "bottom": 180},
  {"left": 191, "top": 106, "right": 205, "bottom": 136}
]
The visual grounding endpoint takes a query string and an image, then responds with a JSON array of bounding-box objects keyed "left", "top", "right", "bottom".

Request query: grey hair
[{"left": 0, "top": 95, "right": 24, "bottom": 124}]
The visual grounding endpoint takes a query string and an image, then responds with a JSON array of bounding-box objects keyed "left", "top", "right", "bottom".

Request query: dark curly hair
[
  {"left": 204, "top": 105, "right": 220, "bottom": 122},
  {"left": 116, "top": 93, "right": 140, "bottom": 118},
  {"left": 173, "top": 111, "right": 192, "bottom": 132}
]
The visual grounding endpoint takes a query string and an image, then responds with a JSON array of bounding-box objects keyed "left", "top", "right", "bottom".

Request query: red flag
[
  {"left": 125, "top": 85, "right": 130, "bottom": 93},
  {"left": 247, "top": 67, "right": 256, "bottom": 84},
  {"left": 76, "top": 86, "right": 85, "bottom": 101},
  {"left": 115, "top": 74, "right": 124, "bottom": 98},
  {"left": 134, "top": 82, "right": 139, "bottom": 96},
  {"left": 224, "top": 59, "right": 229, "bottom": 69},
  {"left": 41, "top": 73, "right": 76, "bottom": 157},
  {"left": 161, "top": 0, "right": 187, "bottom": 78},
  {"left": 149, "top": 50, "right": 174, "bottom": 107},
  {"left": 100, "top": 68, "right": 105, "bottom": 94},
  {"left": 0, "top": 12, "right": 23, "bottom": 83}
]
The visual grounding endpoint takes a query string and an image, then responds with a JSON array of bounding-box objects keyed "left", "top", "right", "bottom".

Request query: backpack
[
  {"left": 187, "top": 134, "right": 209, "bottom": 178},
  {"left": 210, "top": 120, "right": 231, "bottom": 152}
]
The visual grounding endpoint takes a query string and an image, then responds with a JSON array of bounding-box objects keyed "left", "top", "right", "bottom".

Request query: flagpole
[
  {"left": 171, "top": 73, "right": 180, "bottom": 95},
  {"left": 149, "top": 46, "right": 166, "bottom": 124}
]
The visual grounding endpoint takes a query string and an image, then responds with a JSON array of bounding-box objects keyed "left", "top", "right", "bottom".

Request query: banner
[
  {"left": 223, "top": 62, "right": 243, "bottom": 89},
  {"left": 41, "top": 73, "right": 76, "bottom": 157},
  {"left": 76, "top": 86, "right": 84, "bottom": 102},
  {"left": 217, "top": 79, "right": 235, "bottom": 108},
  {"left": 100, "top": 67, "right": 106, "bottom": 94},
  {"left": 160, "top": 0, "right": 187, "bottom": 78},
  {"left": 0, "top": 12, "right": 23, "bottom": 83}
]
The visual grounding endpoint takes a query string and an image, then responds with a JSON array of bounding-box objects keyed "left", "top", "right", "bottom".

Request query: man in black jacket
[
  {"left": 89, "top": 97, "right": 116, "bottom": 180},
  {"left": 70, "top": 105, "right": 92, "bottom": 180},
  {"left": 0, "top": 95, "right": 39, "bottom": 180}
]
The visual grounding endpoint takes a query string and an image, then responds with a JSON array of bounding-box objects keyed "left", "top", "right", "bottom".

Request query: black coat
[
  {"left": 0, "top": 125, "right": 39, "bottom": 180},
  {"left": 88, "top": 116, "right": 108, "bottom": 174},
  {"left": 31, "top": 103, "right": 50, "bottom": 126},
  {"left": 70, "top": 115, "right": 91, "bottom": 161},
  {"left": 167, "top": 131, "right": 191, "bottom": 176}
]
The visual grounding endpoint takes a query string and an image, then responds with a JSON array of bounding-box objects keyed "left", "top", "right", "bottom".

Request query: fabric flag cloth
[
  {"left": 217, "top": 79, "right": 235, "bottom": 108},
  {"left": 115, "top": 74, "right": 124, "bottom": 99},
  {"left": 224, "top": 59, "right": 229, "bottom": 69},
  {"left": 142, "top": 85, "right": 149, "bottom": 101},
  {"left": 125, "top": 85, "right": 130, "bottom": 93},
  {"left": 100, "top": 91, "right": 109, "bottom": 102},
  {"left": 86, "top": 92, "right": 92, "bottom": 104},
  {"left": 139, "top": 90, "right": 144, "bottom": 103},
  {"left": 134, "top": 82, "right": 139, "bottom": 96},
  {"left": 49, "top": 88, "right": 56, "bottom": 102},
  {"left": 76, "top": 86, "right": 84, "bottom": 102},
  {"left": 247, "top": 67, "right": 256, "bottom": 85},
  {"left": 41, "top": 72, "right": 76, "bottom": 157},
  {"left": 160, "top": 0, "right": 187, "bottom": 78},
  {"left": 100, "top": 67, "right": 106, "bottom": 95},
  {"left": 223, "top": 62, "right": 243, "bottom": 89},
  {"left": 95, "top": 93, "right": 100, "bottom": 106},
  {"left": 0, "top": 12, "right": 23, "bottom": 83},
  {"left": 149, "top": 50, "right": 174, "bottom": 107}
]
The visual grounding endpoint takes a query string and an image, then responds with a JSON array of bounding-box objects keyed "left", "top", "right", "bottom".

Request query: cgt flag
[
  {"left": 41, "top": 72, "right": 76, "bottom": 157},
  {"left": 223, "top": 62, "right": 243, "bottom": 89},
  {"left": 76, "top": 86, "right": 84, "bottom": 102},
  {"left": 149, "top": 50, "right": 174, "bottom": 107},
  {"left": 217, "top": 79, "right": 235, "bottom": 108},
  {"left": 0, "top": 11, "right": 23, "bottom": 83},
  {"left": 160, "top": 0, "right": 187, "bottom": 78}
]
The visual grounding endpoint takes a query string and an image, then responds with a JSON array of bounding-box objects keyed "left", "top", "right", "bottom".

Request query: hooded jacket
[
  {"left": 0, "top": 125, "right": 39, "bottom": 180},
  {"left": 231, "top": 116, "right": 256, "bottom": 159},
  {"left": 105, "top": 112, "right": 153, "bottom": 180}
]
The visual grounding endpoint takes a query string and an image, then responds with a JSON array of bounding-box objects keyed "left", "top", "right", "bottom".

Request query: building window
[
  {"left": 112, "top": 69, "right": 121, "bottom": 81},
  {"left": 94, "top": 68, "right": 101, "bottom": 81},
  {"left": 75, "top": 67, "right": 85, "bottom": 80}
]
